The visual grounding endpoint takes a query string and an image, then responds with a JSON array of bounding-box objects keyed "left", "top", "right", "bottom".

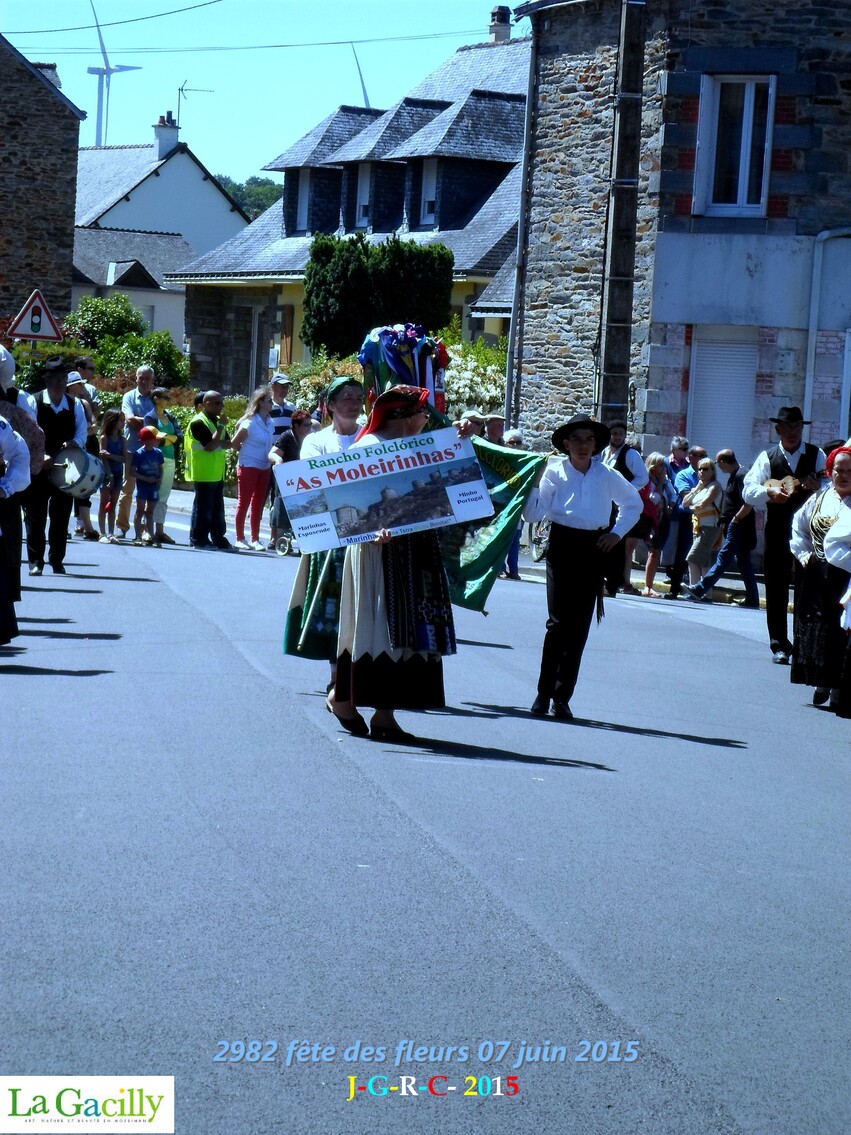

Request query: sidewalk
[{"left": 165, "top": 488, "right": 765, "bottom": 607}]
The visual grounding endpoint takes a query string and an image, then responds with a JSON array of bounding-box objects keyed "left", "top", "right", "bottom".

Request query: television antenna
[
  {"left": 177, "top": 80, "right": 215, "bottom": 128},
  {"left": 86, "top": 0, "right": 141, "bottom": 145}
]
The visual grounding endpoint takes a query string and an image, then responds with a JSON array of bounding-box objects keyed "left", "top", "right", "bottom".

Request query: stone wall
[
  {"left": 516, "top": 0, "right": 851, "bottom": 449},
  {"left": 0, "top": 49, "right": 80, "bottom": 320}
]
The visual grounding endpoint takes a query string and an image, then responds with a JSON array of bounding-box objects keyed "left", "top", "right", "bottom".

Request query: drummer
[{"left": 23, "top": 356, "right": 88, "bottom": 576}]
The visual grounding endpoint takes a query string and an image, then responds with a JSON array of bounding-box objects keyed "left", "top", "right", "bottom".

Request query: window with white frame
[
  {"left": 355, "top": 163, "right": 370, "bottom": 227},
  {"left": 693, "top": 75, "right": 776, "bottom": 216},
  {"left": 420, "top": 158, "right": 437, "bottom": 224},
  {"left": 296, "top": 168, "right": 310, "bottom": 231}
]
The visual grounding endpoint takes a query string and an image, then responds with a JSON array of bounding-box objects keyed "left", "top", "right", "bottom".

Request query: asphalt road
[{"left": 2, "top": 512, "right": 848, "bottom": 1135}]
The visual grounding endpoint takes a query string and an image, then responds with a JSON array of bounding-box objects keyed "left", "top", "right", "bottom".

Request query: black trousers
[
  {"left": 0, "top": 495, "right": 23, "bottom": 601},
  {"left": 190, "top": 480, "right": 226, "bottom": 546},
  {"left": 24, "top": 472, "right": 74, "bottom": 568},
  {"left": 763, "top": 524, "right": 794, "bottom": 654},
  {"left": 537, "top": 524, "right": 605, "bottom": 704}
]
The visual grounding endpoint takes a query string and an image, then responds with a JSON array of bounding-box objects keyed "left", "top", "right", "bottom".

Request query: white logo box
[{"left": 0, "top": 1077, "right": 174, "bottom": 1133}]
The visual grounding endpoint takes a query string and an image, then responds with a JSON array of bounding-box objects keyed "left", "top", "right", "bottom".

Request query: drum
[{"left": 47, "top": 445, "right": 106, "bottom": 499}]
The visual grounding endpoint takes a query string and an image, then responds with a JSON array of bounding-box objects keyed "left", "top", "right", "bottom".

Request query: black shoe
[
  {"left": 772, "top": 650, "right": 790, "bottom": 665},
  {"left": 51, "top": 564, "right": 67, "bottom": 575},
  {"left": 28, "top": 563, "right": 43, "bottom": 577},
  {"left": 213, "top": 539, "right": 232, "bottom": 550},
  {"left": 325, "top": 698, "right": 369, "bottom": 737},
  {"left": 370, "top": 724, "right": 417, "bottom": 743},
  {"left": 813, "top": 687, "right": 830, "bottom": 706},
  {"left": 531, "top": 695, "right": 550, "bottom": 715},
  {"left": 551, "top": 701, "right": 573, "bottom": 720}
]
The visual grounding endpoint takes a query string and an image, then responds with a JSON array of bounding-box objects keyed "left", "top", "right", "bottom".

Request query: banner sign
[{"left": 274, "top": 427, "right": 493, "bottom": 553}]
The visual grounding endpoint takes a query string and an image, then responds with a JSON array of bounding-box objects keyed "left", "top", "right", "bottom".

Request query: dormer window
[
  {"left": 420, "top": 158, "right": 437, "bottom": 224},
  {"left": 296, "top": 168, "right": 310, "bottom": 231},
  {"left": 356, "top": 163, "right": 370, "bottom": 228}
]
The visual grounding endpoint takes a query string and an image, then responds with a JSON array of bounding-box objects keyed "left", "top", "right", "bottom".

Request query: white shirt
[
  {"left": 39, "top": 390, "right": 88, "bottom": 448},
  {"left": 742, "top": 442, "right": 826, "bottom": 509},
  {"left": 0, "top": 415, "right": 32, "bottom": 499},
  {"left": 822, "top": 500, "right": 851, "bottom": 575},
  {"left": 790, "top": 488, "right": 846, "bottom": 563},
  {"left": 300, "top": 424, "right": 359, "bottom": 459},
  {"left": 523, "top": 455, "right": 642, "bottom": 538},
  {"left": 601, "top": 443, "right": 649, "bottom": 489}
]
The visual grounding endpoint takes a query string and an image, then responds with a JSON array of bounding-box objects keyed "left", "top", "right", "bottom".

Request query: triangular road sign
[{"left": 8, "top": 289, "right": 64, "bottom": 342}]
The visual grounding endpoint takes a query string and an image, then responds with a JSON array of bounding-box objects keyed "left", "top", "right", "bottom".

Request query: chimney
[
  {"left": 153, "top": 110, "right": 179, "bottom": 159},
  {"left": 489, "top": 5, "right": 511, "bottom": 43}
]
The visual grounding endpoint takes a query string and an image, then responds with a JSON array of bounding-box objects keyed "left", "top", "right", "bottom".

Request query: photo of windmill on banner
[{"left": 276, "top": 323, "right": 545, "bottom": 620}]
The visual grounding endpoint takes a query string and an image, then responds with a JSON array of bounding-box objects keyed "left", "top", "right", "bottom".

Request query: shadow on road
[
  {"left": 455, "top": 638, "right": 513, "bottom": 650},
  {"left": 19, "top": 630, "right": 121, "bottom": 641},
  {"left": 0, "top": 665, "right": 113, "bottom": 677},
  {"left": 18, "top": 617, "right": 74, "bottom": 624},
  {"left": 396, "top": 736, "right": 614, "bottom": 771},
  {"left": 462, "top": 702, "right": 746, "bottom": 749},
  {"left": 61, "top": 574, "right": 158, "bottom": 584},
  {"left": 21, "top": 586, "right": 102, "bottom": 595}
]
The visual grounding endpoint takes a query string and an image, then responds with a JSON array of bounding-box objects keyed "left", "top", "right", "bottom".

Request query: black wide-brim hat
[
  {"left": 769, "top": 405, "right": 811, "bottom": 425},
  {"left": 552, "top": 414, "right": 611, "bottom": 454}
]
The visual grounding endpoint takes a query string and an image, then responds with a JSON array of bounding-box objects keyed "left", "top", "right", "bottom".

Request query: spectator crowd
[{"left": 1, "top": 342, "right": 851, "bottom": 719}]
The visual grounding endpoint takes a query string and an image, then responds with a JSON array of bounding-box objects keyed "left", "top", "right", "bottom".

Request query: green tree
[
  {"left": 63, "top": 293, "right": 147, "bottom": 348},
  {"left": 302, "top": 233, "right": 453, "bottom": 358},
  {"left": 215, "top": 173, "right": 283, "bottom": 220},
  {"left": 95, "top": 330, "right": 189, "bottom": 385}
]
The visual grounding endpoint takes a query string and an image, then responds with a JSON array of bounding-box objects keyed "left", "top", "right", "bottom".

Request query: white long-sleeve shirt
[
  {"left": 523, "top": 455, "right": 642, "bottom": 538},
  {"left": 0, "top": 415, "right": 32, "bottom": 498},
  {"left": 822, "top": 501, "right": 851, "bottom": 575},
  {"left": 790, "top": 488, "right": 848, "bottom": 563},
  {"left": 742, "top": 443, "right": 826, "bottom": 509}
]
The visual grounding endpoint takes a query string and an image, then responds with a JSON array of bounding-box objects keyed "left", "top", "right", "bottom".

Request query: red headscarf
[
  {"left": 355, "top": 385, "right": 429, "bottom": 442},
  {"left": 826, "top": 446, "right": 851, "bottom": 476}
]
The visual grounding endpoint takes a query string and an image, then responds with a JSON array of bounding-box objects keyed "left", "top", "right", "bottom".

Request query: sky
[{"left": 5, "top": 0, "right": 531, "bottom": 183}]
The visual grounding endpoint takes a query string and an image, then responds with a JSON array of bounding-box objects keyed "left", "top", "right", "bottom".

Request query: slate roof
[
  {"left": 73, "top": 227, "right": 195, "bottom": 291},
  {"left": 385, "top": 90, "right": 525, "bottom": 162},
  {"left": 169, "top": 165, "right": 521, "bottom": 283},
  {"left": 76, "top": 145, "right": 168, "bottom": 226},
  {"left": 406, "top": 37, "right": 530, "bottom": 101},
  {"left": 171, "top": 36, "right": 530, "bottom": 286},
  {"left": 469, "top": 252, "right": 516, "bottom": 313},
  {"left": 325, "top": 98, "right": 452, "bottom": 164},
  {"left": 76, "top": 143, "right": 248, "bottom": 228},
  {"left": 168, "top": 201, "right": 314, "bottom": 280},
  {"left": 263, "top": 106, "right": 385, "bottom": 171}
]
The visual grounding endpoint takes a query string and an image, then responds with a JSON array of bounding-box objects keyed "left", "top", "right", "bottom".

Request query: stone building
[
  {"left": 511, "top": 0, "right": 851, "bottom": 461},
  {"left": 0, "top": 35, "right": 85, "bottom": 321}
]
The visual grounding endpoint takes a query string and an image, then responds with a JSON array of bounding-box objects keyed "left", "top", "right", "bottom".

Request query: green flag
[{"left": 441, "top": 436, "right": 546, "bottom": 612}]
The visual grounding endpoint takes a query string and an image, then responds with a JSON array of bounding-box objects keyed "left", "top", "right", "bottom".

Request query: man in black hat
[
  {"left": 743, "top": 406, "right": 826, "bottom": 663},
  {"left": 523, "top": 414, "right": 642, "bottom": 719},
  {"left": 24, "top": 357, "right": 88, "bottom": 575}
]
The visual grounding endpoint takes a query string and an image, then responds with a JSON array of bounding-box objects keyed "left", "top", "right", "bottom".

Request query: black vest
[
  {"left": 764, "top": 442, "right": 820, "bottom": 540},
  {"left": 613, "top": 444, "right": 635, "bottom": 482},
  {"left": 37, "top": 392, "right": 76, "bottom": 458}
]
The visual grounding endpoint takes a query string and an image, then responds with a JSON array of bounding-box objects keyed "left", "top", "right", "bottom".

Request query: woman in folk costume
[
  {"left": 328, "top": 385, "right": 460, "bottom": 743},
  {"left": 790, "top": 446, "right": 851, "bottom": 711},
  {"left": 283, "top": 376, "right": 365, "bottom": 671}
]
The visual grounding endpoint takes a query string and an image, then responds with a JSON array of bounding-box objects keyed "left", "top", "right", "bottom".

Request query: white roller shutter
[{"left": 688, "top": 329, "right": 758, "bottom": 463}]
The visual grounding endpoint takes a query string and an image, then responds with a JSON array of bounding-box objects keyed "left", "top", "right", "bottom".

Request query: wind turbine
[{"left": 86, "top": 0, "right": 141, "bottom": 145}]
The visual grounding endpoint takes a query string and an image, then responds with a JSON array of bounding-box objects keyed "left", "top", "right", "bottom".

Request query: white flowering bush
[{"left": 439, "top": 317, "right": 507, "bottom": 419}]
